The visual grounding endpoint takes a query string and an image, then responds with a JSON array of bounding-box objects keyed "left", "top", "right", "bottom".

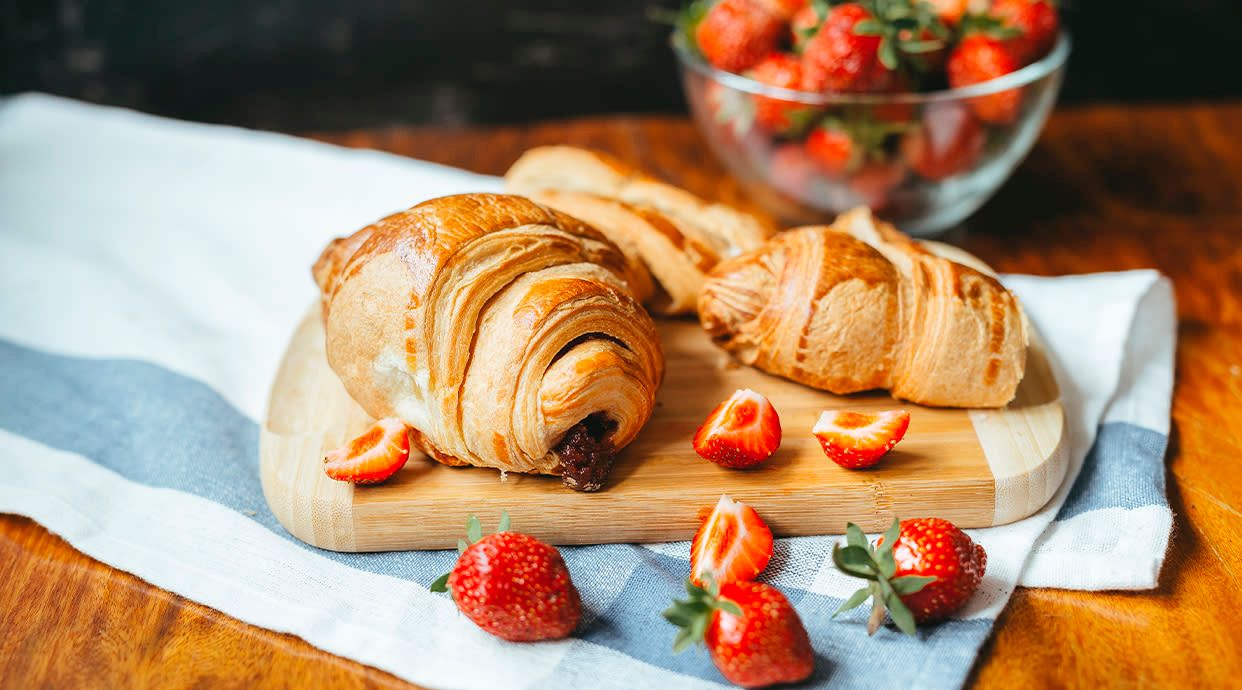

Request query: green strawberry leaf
[
  {"left": 876, "top": 543, "right": 897, "bottom": 578},
  {"left": 881, "top": 517, "right": 901, "bottom": 552},
  {"left": 834, "top": 543, "right": 878, "bottom": 579},
  {"left": 900, "top": 39, "right": 943, "bottom": 53},
  {"left": 671, "top": 625, "right": 698, "bottom": 653},
  {"left": 466, "top": 514, "right": 483, "bottom": 544},
  {"left": 891, "top": 574, "right": 937, "bottom": 595},
  {"left": 885, "top": 589, "right": 919, "bottom": 636},
  {"left": 428, "top": 572, "right": 450, "bottom": 593},
  {"left": 833, "top": 586, "right": 873, "bottom": 617},
  {"left": 878, "top": 36, "right": 899, "bottom": 70},
  {"left": 456, "top": 538, "right": 468, "bottom": 554},
  {"left": 497, "top": 510, "right": 511, "bottom": 533},
  {"left": 846, "top": 522, "right": 869, "bottom": 549},
  {"left": 715, "top": 599, "right": 742, "bottom": 616},
  {"left": 854, "top": 18, "right": 886, "bottom": 36}
]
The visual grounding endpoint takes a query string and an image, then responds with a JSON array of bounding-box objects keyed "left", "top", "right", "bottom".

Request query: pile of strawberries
[{"left": 686, "top": 0, "right": 1060, "bottom": 209}]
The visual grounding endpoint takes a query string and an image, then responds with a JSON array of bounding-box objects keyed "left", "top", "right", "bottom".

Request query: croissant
[
  {"left": 312, "top": 193, "right": 664, "bottom": 491},
  {"left": 505, "top": 146, "right": 772, "bottom": 314},
  {"left": 698, "top": 208, "right": 1027, "bottom": 408}
]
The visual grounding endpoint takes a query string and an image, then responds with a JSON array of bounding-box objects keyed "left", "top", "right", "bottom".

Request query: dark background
[{"left": 3, "top": 0, "right": 1240, "bottom": 131}]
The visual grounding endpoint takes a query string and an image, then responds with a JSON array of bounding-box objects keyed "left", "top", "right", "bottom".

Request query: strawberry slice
[
  {"left": 690, "top": 494, "right": 774, "bottom": 587},
  {"left": 324, "top": 417, "right": 411, "bottom": 484},
  {"left": 813, "top": 409, "right": 910, "bottom": 469},
  {"left": 693, "top": 389, "right": 782, "bottom": 468}
]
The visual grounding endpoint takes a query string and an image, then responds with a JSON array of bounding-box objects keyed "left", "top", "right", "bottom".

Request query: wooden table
[{"left": 3, "top": 103, "right": 1241, "bottom": 689}]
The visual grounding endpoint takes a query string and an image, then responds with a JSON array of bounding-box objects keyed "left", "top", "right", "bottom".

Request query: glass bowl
[{"left": 672, "top": 31, "right": 1070, "bottom": 236}]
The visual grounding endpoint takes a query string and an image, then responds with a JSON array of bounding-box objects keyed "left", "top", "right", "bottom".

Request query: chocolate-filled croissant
[
  {"left": 698, "top": 208, "right": 1026, "bottom": 408},
  {"left": 313, "top": 193, "right": 664, "bottom": 491}
]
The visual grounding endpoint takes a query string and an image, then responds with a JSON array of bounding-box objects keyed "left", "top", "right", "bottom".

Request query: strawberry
[
  {"left": 800, "top": 3, "right": 886, "bottom": 93},
  {"left": 848, "top": 159, "right": 907, "bottom": 212},
  {"left": 991, "top": 0, "right": 1059, "bottom": 64},
  {"left": 813, "top": 409, "right": 910, "bottom": 468},
  {"left": 927, "top": 0, "right": 969, "bottom": 25},
  {"left": 801, "top": 1, "right": 948, "bottom": 92},
  {"left": 756, "top": 0, "right": 808, "bottom": 20},
  {"left": 769, "top": 143, "right": 818, "bottom": 197},
  {"left": 833, "top": 517, "right": 987, "bottom": 634},
  {"left": 430, "top": 514, "right": 582, "bottom": 642},
  {"left": 748, "top": 53, "right": 813, "bottom": 134},
  {"left": 323, "top": 417, "right": 410, "bottom": 484},
  {"left": 696, "top": 0, "right": 784, "bottom": 73},
  {"left": 690, "top": 494, "right": 774, "bottom": 586},
  {"left": 947, "top": 34, "right": 1022, "bottom": 124},
  {"left": 665, "top": 578, "right": 814, "bottom": 688},
  {"left": 693, "top": 389, "right": 782, "bottom": 468},
  {"left": 789, "top": 0, "right": 826, "bottom": 49},
  {"left": 900, "top": 101, "right": 985, "bottom": 180},
  {"left": 805, "top": 121, "right": 859, "bottom": 177}
]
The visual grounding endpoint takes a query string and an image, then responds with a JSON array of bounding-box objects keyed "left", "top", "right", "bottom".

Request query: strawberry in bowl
[{"left": 673, "top": 0, "right": 1069, "bottom": 235}]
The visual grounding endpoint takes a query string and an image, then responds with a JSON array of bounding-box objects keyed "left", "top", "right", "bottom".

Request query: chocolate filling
[{"left": 554, "top": 412, "right": 618, "bottom": 492}]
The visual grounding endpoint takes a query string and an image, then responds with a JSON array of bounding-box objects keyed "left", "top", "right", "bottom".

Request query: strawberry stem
[
  {"left": 830, "top": 518, "right": 934, "bottom": 637},
  {"left": 430, "top": 512, "right": 514, "bottom": 593},
  {"left": 663, "top": 573, "right": 741, "bottom": 652}
]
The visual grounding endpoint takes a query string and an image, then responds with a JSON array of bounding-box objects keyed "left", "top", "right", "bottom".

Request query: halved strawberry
[
  {"left": 690, "top": 494, "right": 774, "bottom": 586},
  {"left": 813, "top": 409, "right": 910, "bottom": 469},
  {"left": 324, "top": 417, "right": 411, "bottom": 484},
  {"left": 693, "top": 389, "right": 782, "bottom": 468}
]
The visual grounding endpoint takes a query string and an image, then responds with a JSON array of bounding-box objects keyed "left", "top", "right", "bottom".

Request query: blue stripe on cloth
[
  {"left": 1057, "top": 422, "right": 1168, "bottom": 520},
  {"left": 0, "top": 337, "right": 1002, "bottom": 689}
]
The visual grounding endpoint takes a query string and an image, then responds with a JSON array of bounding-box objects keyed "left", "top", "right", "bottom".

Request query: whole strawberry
[
  {"left": 696, "top": 0, "right": 784, "bottom": 73},
  {"left": 748, "top": 52, "right": 813, "bottom": 134},
  {"left": 800, "top": 3, "right": 887, "bottom": 93},
  {"left": 900, "top": 101, "right": 985, "bottom": 180},
  {"left": 431, "top": 514, "right": 581, "bottom": 642},
  {"left": 801, "top": 0, "right": 948, "bottom": 93},
  {"left": 991, "top": 0, "right": 1059, "bottom": 64},
  {"left": 947, "top": 34, "right": 1022, "bottom": 124},
  {"left": 927, "top": 0, "right": 968, "bottom": 25},
  {"left": 833, "top": 517, "right": 986, "bottom": 635},
  {"left": 805, "top": 121, "right": 858, "bottom": 177},
  {"left": 665, "top": 577, "right": 815, "bottom": 688}
]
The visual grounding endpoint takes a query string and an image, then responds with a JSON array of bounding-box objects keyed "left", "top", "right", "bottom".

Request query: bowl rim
[{"left": 670, "top": 30, "right": 1071, "bottom": 104}]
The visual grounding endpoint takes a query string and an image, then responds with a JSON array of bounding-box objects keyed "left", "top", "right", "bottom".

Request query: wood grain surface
[
  {"left": 261, "top": 307, "right": 1062, "bottom": 550},
  {"left": 4, "top": 102, "right": 1242, "bottom": 689}
]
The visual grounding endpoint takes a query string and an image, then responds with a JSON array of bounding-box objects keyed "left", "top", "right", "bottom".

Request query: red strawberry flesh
[
  {"left": 691, "top": 494, "right": 774, "bottom": 586},
  {"left": 813, "top": 409, "right": 910, "bottom": 468},
  {"left": 323, "top": 417, "right": 411, "bottom": 484},
  {"left": 693, "top": 388, "right": 782, "bottom": 468}
]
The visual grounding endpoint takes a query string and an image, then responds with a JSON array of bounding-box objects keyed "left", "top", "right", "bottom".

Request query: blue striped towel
[{"left": 0, "top": 94, "right": 1174, "bottom": 690}]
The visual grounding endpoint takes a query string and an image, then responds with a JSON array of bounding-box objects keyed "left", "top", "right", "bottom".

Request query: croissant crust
[
  {"left": 698, "top": 208, "right": 1027, "bottom": 408},
  {"left": 313, "top": 193, "right": 664, "bottom": 490},
  {"left": 505, "top": 146, "right": 772, "bottom": 314}
]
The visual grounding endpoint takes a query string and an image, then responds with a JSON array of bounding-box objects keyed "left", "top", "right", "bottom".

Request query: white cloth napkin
[{"left": 0, "top": 94, "right": 1174, "bottom": 690}]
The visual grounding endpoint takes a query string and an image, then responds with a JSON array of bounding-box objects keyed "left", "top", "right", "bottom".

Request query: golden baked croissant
[
  {"left": 505, "top": 146, "right": 772, "bottom": 314},
  {"left": 698, "top": 208, "right": 1027, "bottom": 408},
  {"left": 313, "top": 193, "right": 664, "bottom": 491}
]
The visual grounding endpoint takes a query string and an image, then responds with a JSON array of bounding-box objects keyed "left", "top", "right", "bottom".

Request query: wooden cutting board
[{"left": 260, "top": 261, "right": 1066, "bottom": 551}]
